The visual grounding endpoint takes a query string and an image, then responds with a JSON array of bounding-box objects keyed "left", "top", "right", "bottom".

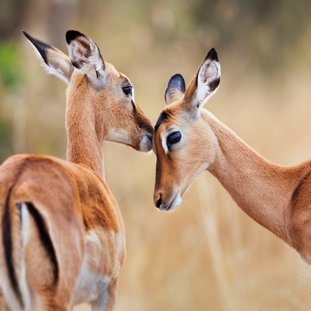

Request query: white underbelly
[
  {"left": 73, "top": 268, "right": 111, "bottom": 305},
  {"left": 72, "top": 230, "right": 124, "bottom": 306}
]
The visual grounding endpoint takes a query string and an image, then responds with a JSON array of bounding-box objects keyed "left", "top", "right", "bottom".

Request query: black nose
[
  {"left": 156, "top": 194, "right": 162, "bottom": 208},
  {"left": 147, "top": 134, "right": 152, "bottom": 144}
]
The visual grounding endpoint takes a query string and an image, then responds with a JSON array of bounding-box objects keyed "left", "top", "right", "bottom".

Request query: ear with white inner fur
[
  {"left": 23, "top": 31, "right": 74, "bottom": 84},
  {"left": 185, "top": 48, "right": 221, "bottom": 110},
  {"left": 66, "top": 30, "right": 106, "bottom": 89},
  {"left": 164, "top": 73, "right": 186, "bottom": 105}
]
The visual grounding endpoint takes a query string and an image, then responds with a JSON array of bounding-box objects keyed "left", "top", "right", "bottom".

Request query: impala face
[
  {"left": 23, "top": 30, "right": 153, "bottom": 152},
  {"left": 153, "top": 49, "right": 221, "bottom": 211}
]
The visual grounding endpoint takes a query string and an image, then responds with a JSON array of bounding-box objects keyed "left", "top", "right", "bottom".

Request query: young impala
[
  {"left": 153, "top": 49, "right": 311, "bottom": 263},
  {"left": 0, "top": 30, "right": 153, "bottom": 311}
]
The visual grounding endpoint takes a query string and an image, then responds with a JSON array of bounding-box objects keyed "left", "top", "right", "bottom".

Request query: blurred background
[{"left": 1, "top": 0, "right": 311, "bottom": 310}]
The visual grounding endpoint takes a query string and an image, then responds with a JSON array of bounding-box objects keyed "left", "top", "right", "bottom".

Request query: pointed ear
[
  {"left": 66, "top": 30, "right": 106, "bottom": 89},
  {"left": 23, "top": 31, "right": 73, "bottom": 84},
  {"left": 184, "top": 48, "right": 221, "bottom": 111},
  {"left": 164, "top": 74, "right": 186, "bottom": 105}
]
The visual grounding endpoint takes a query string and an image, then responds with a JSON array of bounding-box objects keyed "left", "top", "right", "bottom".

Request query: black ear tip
[
  {"left": 22, "top": 31, "right": 34, "bottom": 41},
  {"left": 168, "top": 73, "right": 186, "bottom": 93},
  {"left": 206, "top": 48, "right": 219, "bottom": 62},
  {"left": 170, "top": 73, "right": 184, "bottom": 81},
  {"left": 66, "top": 30, "right": 84, "bottom": 44},
  {"left": 22, "top": 31, "right": 50, "bottom": 65}
]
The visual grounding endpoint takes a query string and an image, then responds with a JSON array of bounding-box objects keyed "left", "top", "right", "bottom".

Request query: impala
[
  {"left": 0, "top": 30, "right": 153, "bottom": 311},
  {"left": 153, "top": 48, "right": 311, "bottom": 263}
]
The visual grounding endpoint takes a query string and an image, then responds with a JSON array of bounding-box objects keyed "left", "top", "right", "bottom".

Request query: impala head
[
  {"left": 23, "top": 30, "right": 153, "bottom": 152},
  {"left": 153, "top": 48, "right": 221, "bottom": 211}
]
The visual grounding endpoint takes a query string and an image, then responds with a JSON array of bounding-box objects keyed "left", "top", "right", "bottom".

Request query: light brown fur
[
  {"left": 0, "top": 31, "right": 153, "bottom": 310},
  {"left": 153, "top": 49, "right": 311, "bottom": 264}
]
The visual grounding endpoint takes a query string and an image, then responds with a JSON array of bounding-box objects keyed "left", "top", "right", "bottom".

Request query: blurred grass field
[{"left": 1, "top": 1, "right": 311, "bottom": 310}]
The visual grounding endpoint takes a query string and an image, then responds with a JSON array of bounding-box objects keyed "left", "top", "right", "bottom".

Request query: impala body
[
  {"left": 0, "top": 30, "right": 153, "bottom": 311},
  {"left": 153, "top": 49, "right": 311, "bottom": 263}
]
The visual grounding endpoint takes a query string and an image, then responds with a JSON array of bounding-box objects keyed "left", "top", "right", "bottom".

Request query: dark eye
[
  {"left": 122, "top": 85, "right": 132, "bottom": 96},
  {"left": 167, "top": 131, "right": 182, "bottom": 149}
]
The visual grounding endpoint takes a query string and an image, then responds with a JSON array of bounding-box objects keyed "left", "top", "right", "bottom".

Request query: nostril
[
  {"left": 155, "top": 194, "right": 162, "bottom": 208},
  {"left": 147, "top": 134, "right": 152, "bottom": 143}
]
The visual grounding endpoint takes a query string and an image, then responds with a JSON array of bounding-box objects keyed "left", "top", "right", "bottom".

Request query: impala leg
[
  {"left": 24, "top": 278, "right": 78, "bottom": 311},
  {"left": 41, "top": 301, "right": 71, "bottom": 311},
  {"left": 0, "top": 298, "right": 6, "bottom": 311},
  {"left": 0, "top": 291, "right": 4, "bottom": 311},
  {"left": 90, "top": 278, "right": 118, "bottom": 311},
  {"left": 0, "top": 289, "right": 8, "bottom": 311}
]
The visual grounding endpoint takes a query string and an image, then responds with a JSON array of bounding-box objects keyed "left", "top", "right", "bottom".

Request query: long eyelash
[{"left": 122, "top": 86, "right": 132, "bottom": 96}]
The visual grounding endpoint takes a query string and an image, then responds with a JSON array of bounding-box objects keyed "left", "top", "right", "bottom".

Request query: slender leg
[
  {"left": 0, "top": 289, "right": 8, "bottom": 311},
  {"left": 42, "top": 302, "right": 71, "bottom": 311},
  {"left": 91, "top": 278, "right": 118, "bottom": 311}
]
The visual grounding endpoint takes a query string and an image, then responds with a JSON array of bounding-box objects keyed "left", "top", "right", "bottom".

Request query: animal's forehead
[
  {"left": 105, "top": 63, "right": 129, "bottom": 81},
  {"left": 119, "top": 73, "right": 132, "bottom": 85},
  {"left": 154, "top": 111, "right": 168, "bottom": 132},
  {"left": 105, "top": 69, "right": 132, "bottom": 89},
  {"left": 154, "top": 103, "right": 184, "bottom": 132},
  {"left": 105, "top": 62, "right": 118, "bottom": 74}
]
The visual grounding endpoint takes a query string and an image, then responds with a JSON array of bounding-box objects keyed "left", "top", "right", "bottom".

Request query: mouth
[
  {"left": 139, "top": 134, "right": 153, "bottom": 152},
  {"left": 159, "top": 191, "right": 182, "bottom": 212}
]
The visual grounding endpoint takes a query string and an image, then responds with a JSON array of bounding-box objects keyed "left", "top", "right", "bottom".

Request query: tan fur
[
  {"left": 0, "top": 289, "right": 5, "bottom": 311},
  {"left": 153, "top": 52, "right": 311, "bottom": 264},
  {"left": 66, "top": 65, "right": 153, "bottom": 177},
  {"left": 0, "top": 31, "right": 153, "bottom": 310}
]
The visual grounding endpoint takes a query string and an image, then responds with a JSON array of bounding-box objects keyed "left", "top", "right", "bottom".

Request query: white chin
[
  {"left": 139, "top": 136, "right": 152, "bottom": 152},
  {"left": 166, "top": 193, "right": 182, "bottom": 212}
]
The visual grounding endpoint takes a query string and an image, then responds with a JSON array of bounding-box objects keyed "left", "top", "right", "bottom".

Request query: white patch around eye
[
  {"left": 131, "top": 87, "right": 135, "bottom": 101},
  {"left": 161, "top": 127, "right": 183, "bottom": 154},
  {"left": 160, "top": 131, "right": 169, "bottom": 154}
]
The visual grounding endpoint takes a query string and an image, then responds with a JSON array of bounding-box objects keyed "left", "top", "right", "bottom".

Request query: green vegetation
[{"left": 0, "top": 41, "right": 23, "bottom": 91}]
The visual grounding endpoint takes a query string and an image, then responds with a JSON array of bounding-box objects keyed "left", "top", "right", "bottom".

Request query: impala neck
[
  {"left": 65, "top": 80, "right": 104, "bottom": 178},
  {"left": 205, "top": 112, "right": 302, "bottom": 242}
]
